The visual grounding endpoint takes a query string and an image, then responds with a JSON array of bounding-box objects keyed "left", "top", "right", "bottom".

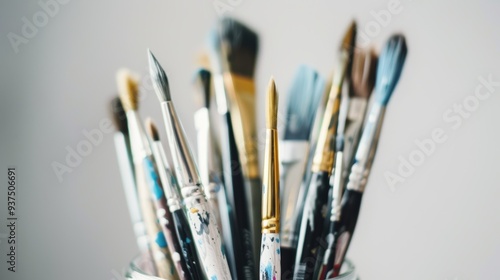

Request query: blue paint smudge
[
  {"left": 276, "top": 237, "right": 280, "bottom": 243},
  {"left": 186, "top": 237, "right": 192, "bottom": 244},
  {"left": 155, "top": 232, "right": 167, "bottom": 248},
  {"left": 276, "top": 248, "right": 280, "bottom": 255},
  {"left": 210, "top": 276, "right": 218, "bottom": 280},
  {"left": 144, "top": 159, "right": 163, "bottom": 199}
]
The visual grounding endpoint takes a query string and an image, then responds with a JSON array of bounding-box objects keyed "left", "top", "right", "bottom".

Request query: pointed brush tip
[
  {"left": 147, "top": 50, "right": 171, "bottom": 102},
  {"left": 267, "top": 77, "right": 278, "bottom": 129}
]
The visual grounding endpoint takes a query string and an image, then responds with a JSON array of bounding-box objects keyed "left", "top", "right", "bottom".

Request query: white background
[{"left": 1, "top": 1, "right": 500, "bottom": 279}]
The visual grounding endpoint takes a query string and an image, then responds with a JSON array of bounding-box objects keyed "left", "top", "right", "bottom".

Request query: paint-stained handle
[
  {"left": 182, "top": 189, "right": 232, "bottom": 280},
  {"left": 260, "top": 233, "right": 281, "bottom": 280}
]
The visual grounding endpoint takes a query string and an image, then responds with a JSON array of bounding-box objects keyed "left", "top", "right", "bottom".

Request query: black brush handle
[
  {"left": 294, "top": 171, "right": 331, "bottom": 280},
  {"left": 220, "top": 111, "right": 256, "bottom": 279},
  {"left": 329, "top": 189, "right": 363, "bottom": 277},
  {"left": 281, "top": 246, "right": 296, "bottom": 280},
  {"left": 172, "top": 209, "right": 205, "bottom": 280}
]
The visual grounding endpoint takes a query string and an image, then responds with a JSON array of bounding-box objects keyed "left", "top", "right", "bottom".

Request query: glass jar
[{"left": 125, "top": 254, "right": 358, "bottom": 280}]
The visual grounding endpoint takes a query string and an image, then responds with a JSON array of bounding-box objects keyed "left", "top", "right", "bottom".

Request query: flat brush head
[
  {"left": 110, "top": 96, "right": 128, "bottom": 135},
  {"left": 145, "top": 118, "right": 160, "bottom": 142},
  {"left": 216, "top": 17, "right": 258, "bottom": 77},
  {"left": 148, "top": 49, "right": 171, "bottom": 102},
  {"left": 375, "top": 34, "right": 408, "bottom": 106},
  {"left": 351, "top": 48, "right": 378, "bottom": 98},
  {"left": 193, "top": 68, "right": 212, "bottom": 109},
  {"left": 116, "top": 69, "right": 139, "bottom": 112},
  {"left": 267, "top": 78, "right": 278, "bottom": 130},
  {"left": 284, "top": 65, "right": 325, "bottom": 140}
]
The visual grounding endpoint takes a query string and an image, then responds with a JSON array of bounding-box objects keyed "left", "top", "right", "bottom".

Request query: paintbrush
[
  {"left": 193, "top": 68, "right": 224, "bottom": 232},
  {"left": 146, "top": 119, "right": 205, "bottom": 280},
  {"left": 110, "top": 97, "right": 154, "bottom": 265},
  {"left": 329, "top": 35, "right": 407, "bottom": 278},
  {"left": 279, "top": 65, "right": 325, "bottom": 276},
  {"left": 260, "top": 78, "right": 281, "bottom": 280},
  {"left": 214, "top": 18, "right": 262, "bottom": 265},
  {"left": 117, "top": 69, "right": 178, "bottom": 280},
  {"left": 312, "top": 48, "right": 377, "bottom": 280},
  {"left": 293, "top": 21, "right": 356, "bottom": 280},
  {"left": 148, "top": 50, "right": 232, "bottom": 280},
  {"left": 209, "top": 22, "right": 258, "bottom": 279}
]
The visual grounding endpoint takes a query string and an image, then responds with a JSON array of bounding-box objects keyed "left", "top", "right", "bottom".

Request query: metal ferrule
[
  {"left": 126, "top": 111, "right": 153, "bottom": 163},
  {"left": 194, "top": 108, "right": 216, "bottom": 195},
  {"left": 311, "top": 55, "right": 349, "bottom": 173},
  {"left": 151, "top": 141, "right": 182, "bottom": 212},
  {"left": 213, "top": 74, "right": 229, "bottom": 115},
  {"left": 160, "top": 101, "right": 202, "bottom": 190},
  {"left": 346, "top": 103, "right": 386, "bottom": 192},
  {"left": 262, "top": 129, "right": 280, "bottom": 234},
  {"left": 330, "top": 149, "right": 344, "bottom": 222}
]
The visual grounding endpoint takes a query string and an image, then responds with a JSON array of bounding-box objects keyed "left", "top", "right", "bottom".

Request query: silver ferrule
[
  {"left": 330, "top": 150, "right": 344, "bottom": 222},
  {"left": 160, "top": 101, "right": 202, "bottom": 190},
  {"left": 346, "top": 102, "right": 386, "bottom": 192},
  {"left": 194, "top": 108, "right": 212, "bottom": 191},
  {"left": 126, "top": 111, "right": 152, "bottom": 163},
  {"left": 151, "top": 141, "right": 182, "bottom": 212}
]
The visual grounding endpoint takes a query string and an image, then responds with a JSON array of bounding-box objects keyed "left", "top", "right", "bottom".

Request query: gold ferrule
[
  {"left": 223, "top": 73, "right": 260, "bottom": 179},
  {"left": 311, "top": 84, "right": 342, "bottom": 173},
  {"left": 262, "top": 129, "right": 280, "bottom": 233}
]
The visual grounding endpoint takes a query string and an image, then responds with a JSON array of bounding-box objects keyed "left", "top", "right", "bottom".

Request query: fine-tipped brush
[
  {"left": 148, "top": 50, "right": 232, "bottom": 280},
  {"left": 280, "top": 65, "right": 325, "bottom": 276},
  {"left": 293, "top": 21, "right": 356, "bottom": 280},
  {"left": 209, "top": 21, "right": 257, "bottom": 279},
  {"left": 313, "top": 48, "right": 378, "bottom": 280},
  {"left": 146, "top": 119, "right": 205, "bottom": 280},
  {"left": 213, "top": 18, "right": 262, "bottom": 267},
  {"left": 259, "top": 78, "right": 281, "bottom": 280},
  {"left": 193, "top": 68, "right": 224, "bottom": 232},
  {"left": 117, "top": 70, "right": 178, "bottom": 280},
  {"left": 329, "top": 35, "right": 407, "bottom": 278},
  {"left": 110, "top": 97, "right": 153, "bottom": 262}
]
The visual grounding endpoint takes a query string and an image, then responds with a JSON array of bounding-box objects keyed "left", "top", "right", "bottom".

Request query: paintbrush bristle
[
  {"left": 116, "top": 69, "right": 139, "bottom": 112},
  {"left": 352, "top": 48, "right": 378, "bottom": 98},
  {"left": 217, "top": 17, "right": 258, "bottom": 77},
  {"left": 145, "top": 118, "right": 160, "bottom": 142},
  {"left": 148, "top": 49, "right": 171, "bottom": 102},
  {"left": 267, "top": 77, "right": 278, "bottom": 130},
  {"left": 110, "top": 96, "right": 128, "bottom": 134},
  {"left": 284, "top": 65, "right": 325, "bottom": 140},
  {"left": 375, "top": 35, "right": 408, "bottom": 106},
  {"left": 341, "top": 20, "right": 357, "bottom": 54},
  {"left": 194, "top": 68, "right": 212, "bottom": 109}
]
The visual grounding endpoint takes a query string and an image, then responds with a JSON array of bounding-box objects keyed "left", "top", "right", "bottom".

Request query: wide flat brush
[
  {"left": 260, "top": 78, "right": 281, "bottom": 280},
  {"left": 214, "top": 18, "right": 262, "bottom": 267},
  {"left": 148, "top": 50, "right": 232, "bottom": 280},
  {"left": 313, "top": 48, "right": 378, "bottom": 280},
  {"left": 147, "top": 119, "right": 205, "bottom": 280},
  {"left": 279, "top": 65, "right": 325, "bottom": 276},
  {"left": 117, "top": 70, "right": 178, "bottom": 280},
  {"left": 293, "top": 21, "right": 356, "bottom": 280},
  {"left": 330, "top": 35, "right": 407, "bottom": 277},
  {"left": 209, "top": 23, "right": 257, "bottom": 279}
]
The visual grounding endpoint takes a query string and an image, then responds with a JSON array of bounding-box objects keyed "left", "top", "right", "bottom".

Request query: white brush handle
[
  {"left": 259, "top": 233, "right": 281, "bottom": 280},
  {"left": 279, "top": 141, "right": 309, "bottom": 248},
  {"left": 182, "top": 186, "right": 232, "bottom": 280}
]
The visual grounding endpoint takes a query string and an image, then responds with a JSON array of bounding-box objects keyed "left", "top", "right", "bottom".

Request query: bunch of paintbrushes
[{"left": 110, "top": 16, "right": 407, "bottom": 280}]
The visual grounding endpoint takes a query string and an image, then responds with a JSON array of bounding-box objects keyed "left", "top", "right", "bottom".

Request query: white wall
[{"left": 1, "top": 1, "right": 500, "bottom": 279}]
